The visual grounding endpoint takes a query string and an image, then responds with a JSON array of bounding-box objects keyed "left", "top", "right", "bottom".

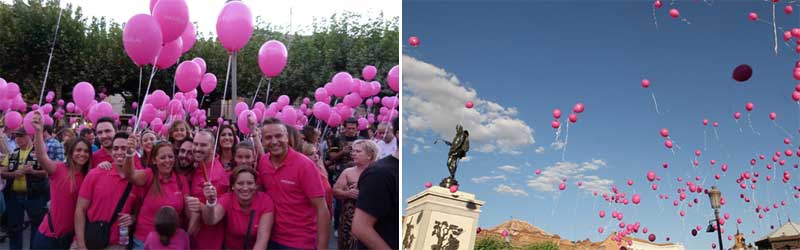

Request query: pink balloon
[
  {"left": 669, "top": 8, "right": 679, "bottom": 18},
  {"left": 148, "top": 90, "right": 170, "bottom": 109},
  {"left": 748, "top": 12, "right": 758, "bottom": 21},
  {"left": 641, "top": 79, "right": 650, "bottom": 88},
  {"left": 192, "top": 57, "right": 206, "bottom": 74},
  {"left": 734, "top": 112, "right": 741, "bottom": 120},
  {"left": 343, "top": 93, "right": 362, "bottom": 108},
  {"left": 331, "top": 72, "right": 353, "bottom": 98},
  {"left": 258, "top": 40, "right": 288, "bottom": 78},
  {"left": 551, "top": 120, "right": 560, "bottom": 129},
  {"left": 552, "top": 109, "right": 562, "bottom": 119},
  {"left": 167, "top": 99, "right": 183, "bottom": 115},
  {"left": 327, "top": 113, "right": 342, "bottom": 127},
  {"left": 568, "top": 113, "right": 577, "bottom": 123},
  {"left": 23, "top": 111, "right": 37, "bottom": 135},
  {"left": 279, "top": 106, "right": 297, "bottom": 126},
  {"left": 647, "top": 170, "right": 656, "bottom": 182},
  {"left": 180, "top": 24, "right": 196, "bottom": 53},
  {"left": 362, "top": 65, "right": 377, "bottom": 81},
  {"left": 5, "top": 82, "right": 19, "bottom": 99},
  {"left": 237, "top": 110, "right": 255, "bottom": 134},
  {"left": 57, "top": 99, "right": 64, "bottom": 106},
  {"left": 184, "top": 98, "right": 199, "bottom": 113},
  {"left": 370, "top": 81, "right": 382, "bottom": 96},
  {"left": 314, "top": 88, "right": 329, "bottom": 102},
  {"left": 745, "top": 102, "right": 754, "bottom": 111},
  {"left": 155, "top": 37, "right": 183, "bottom": 69},
  {"left": 151, "top": 117, "right": 164, "bottom": 132},
  {"left": 277, "top": 95, "right": 290, "bottom": 107},
  {"left": 660, "top": 128, "right": 669, "bottom": 138},
  {"left": 201, "top": 73, "right": 217, "bottom": 94},
  {"left": 4, "top": 111, "right": 22, "bottom": 130},
  {"left": 465, "top": 101, "right": 474, "bottom": 109},
  {"left": 424, "top": 182, "right": 432, "bottom": 188},
  {"left": 387, "top": 65, "right": 399, "bottom": 92},
  {"left": 123, "top": 14, "right": 163, "bottom": 66},
  {"left": 216, "top": 1, "right": 253, "bottom": 52},
  {"left": 234, "top": 102, "right": 249, "bottom": 117},
  {"left": 632, "top": 194, "right": 641, "bottom": 204},
  {"left": 450, "top": 185, "right": 459, "bottom": 193},
  {"left": 573, "top": 102, "right": 585, "bottom": 113},
  {"left": 358, "top": 81, "right": 373, "bottom": 98},
  {"left": 41, "top": 104, "right": 53, "bottom": 114},
  {"left": 66, "top": 102, "right": 75, "bottom": 112},
  {"left": 357, "top": 117, "right": 368, "bottom": 130},
  {"left": 185, "top": 89, "right": 198, "bottom": 99},
  {"left": 152, "top": 0, "right": 188, "bottom": 43},
  {"left": 175, "top": 61, "right": 202, "bottom": 92},
  {"left": 770, "top": 112, "right": 777, "bottom": 120},
  {"left": 559, "top": 182, "right": 566, "bottom": 190},
  {"left": 72, "top": 82, "right": 95, "bottom": 111}
]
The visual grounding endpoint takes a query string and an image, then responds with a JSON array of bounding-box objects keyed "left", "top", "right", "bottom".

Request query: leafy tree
[
  {"left": 521, "top": 242, "right": 559, "bottom": 250},
  {"left": 475, "top": 236, "right": 515, "bottom": 250},
  {"left": 0, "top": 0, "right": 398, "bottom": 114}
]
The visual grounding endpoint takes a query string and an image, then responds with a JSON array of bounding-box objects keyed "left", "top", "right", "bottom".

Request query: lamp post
[{"left": 708, "top": 186, "right": 724, "bottom": 250}]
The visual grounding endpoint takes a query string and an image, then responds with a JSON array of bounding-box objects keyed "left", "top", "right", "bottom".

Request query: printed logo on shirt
[{"left": 280, "top": 179, "right": 296, "bottom": 185}]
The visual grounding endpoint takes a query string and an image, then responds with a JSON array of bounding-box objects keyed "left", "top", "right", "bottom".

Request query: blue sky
[{"left": 403, "top": 0, "right": 800, "bottom": 248}]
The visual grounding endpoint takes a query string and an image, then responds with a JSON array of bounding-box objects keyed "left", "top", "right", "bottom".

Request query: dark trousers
[
  {"left": 268, "top": 240, "right": 312, "bottom": 250},
  {"left": 6, "top": 191, "right": 47, "bottom": 250},
  {"left": 31, "top": 230, "right": 74, "bottom": 249}
]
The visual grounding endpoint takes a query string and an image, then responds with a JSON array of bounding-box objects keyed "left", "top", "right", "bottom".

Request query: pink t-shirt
[
  {"left": 144, "top": 229, "right": 189, "bottom": 250},
  {"left": 38, "top": 162, "right": 85, "bottom": 238},
  {"left": 134, "top": 169, "right": 189, "bottom": 241},
  {"left": 219, "top": 192, "right": 274, "bottom": 249},
  {"left": 189, "top": 157, "right": 229, "bottom": 249},
  {"left": 90, "top": 148, "right": 112, "bottom": 169},
  {"left": 320, "top": 173, "right": 333, "bottom": 218},
  {"left": 78, "top": 167, "right": 135, "bottom": 245},
  {"left": 258, "top": 148, "right": 325, "bottom": 249}
]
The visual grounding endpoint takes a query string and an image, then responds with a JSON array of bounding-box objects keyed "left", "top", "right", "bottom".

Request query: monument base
[{"left": 403, "top": 186, "right": 484, "bottom": 250}]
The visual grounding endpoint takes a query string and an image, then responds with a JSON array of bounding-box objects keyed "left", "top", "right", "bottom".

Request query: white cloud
[
  {"left": 412, "top": 144, "right": 419, "bottom": 154},
  {"left": 551, "top": 140, "right": 566, "bottom": 150},
  {"left": 461, "top": 156, "right": 472, "bottom": 162},
  {"left": 497, "top": 165, "right": 520, "bottom": 173},
  {"left": 471, "top": 175, "right": 506, "bottom": 184},
  {"left": 402, "top": 55, "right": 535, "bottom": 155},
  {"left": 494, "top": 184, "right": 528, "bottom": 196},
  {"left": 535, "top": 146, "right": 545, "bottom": 154},
  {"left": 526, "top": 159, "right": 613, "bottom": 195}
]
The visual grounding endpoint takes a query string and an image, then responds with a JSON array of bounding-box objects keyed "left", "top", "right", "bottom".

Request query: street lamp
[{"left": 708, "top": 186, "right": 724, "bottom": 250}]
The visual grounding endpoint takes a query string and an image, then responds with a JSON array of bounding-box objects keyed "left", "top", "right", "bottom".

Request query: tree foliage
[{"left": 0, "top": 0, "right": 398, "bottom": 112}]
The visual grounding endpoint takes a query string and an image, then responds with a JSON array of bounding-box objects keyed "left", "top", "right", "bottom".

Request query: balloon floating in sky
[
  {"left": 669, "top": 8, "right": 680, "bottom": 18},
  {"left": 654, "top": 0, "right": 662, "bottom": 9},
  {"left": 641, "top": 79, "right": 650, "bottom": 88},
  {"left": 732, "top": 64, "right": 753, "bottom": 82},
  {"left": 409, "top": 36, "right": 420, "bottom": 47},
  {"left": 465, "top": 101, "right": 474, "bottom": 109},
  {"left": 748, "top": 12, "right": 759, "bottom": 21}
]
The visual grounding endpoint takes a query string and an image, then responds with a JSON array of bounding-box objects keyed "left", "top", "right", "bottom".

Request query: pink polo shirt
[
  {"left": 189, "top": 157, "right": 229, "bottom": 249},
  {"left": 91, "top": 148, "right": 112, "bottom": 169},
  {"left": 144, "top": 229, "right": 189, "bottom": 250},
  {"left": 134, "top": 169, "right": 189, "bottom": 241},
  {"left": 219, "top": 192, "right": 274, "bottom": 249},
  {"left": 258, "top": 148, "right": 325, "bottom": 249},
  {"left": 78, "top": 166, "right": 135, "bottom": 245},
  {"left": 38, "top": 162, "right": 85, "bottom": 238}
]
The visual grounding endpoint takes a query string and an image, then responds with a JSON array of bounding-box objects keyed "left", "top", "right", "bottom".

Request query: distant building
[{"left": 754, "top": 220, "right": 800, "bottom": 249}]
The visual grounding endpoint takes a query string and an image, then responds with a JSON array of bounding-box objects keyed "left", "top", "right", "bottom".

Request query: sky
[
  {"left": 403, "top": 0, "right": 800, "bottom": 249},
  {"left": 2, "top": 0, "right": 399, "bottom": 36}
]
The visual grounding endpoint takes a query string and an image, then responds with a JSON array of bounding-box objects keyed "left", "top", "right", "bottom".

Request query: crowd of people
[{"left": 0, "top": 112, "right": 399, "bottom": 250}]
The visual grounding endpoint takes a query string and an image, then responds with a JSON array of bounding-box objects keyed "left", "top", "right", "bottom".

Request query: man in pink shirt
[
  {"left": 90, "top": 117, "right": 116, "bottom": 169},
  {"left": 188, "top": 130, "right": 229, "bottom": 249},
  {"left": 258, "top": 118, "right": 330, "bottom": 250},
  {"left": 74, "top": 132, "right": 136, "bottom": 250}
]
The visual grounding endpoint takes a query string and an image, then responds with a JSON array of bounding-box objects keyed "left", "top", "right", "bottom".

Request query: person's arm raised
[
  {"left": 122, "top": 135, "right": 147, "bottom": 186},
  {"left": 31, "top": 112, "right": 57, "bottom": 175}
]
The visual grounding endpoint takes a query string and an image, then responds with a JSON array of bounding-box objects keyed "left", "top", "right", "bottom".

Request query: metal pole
[{"left": 715, "top": 209, "right": 724, "bottom": 250}]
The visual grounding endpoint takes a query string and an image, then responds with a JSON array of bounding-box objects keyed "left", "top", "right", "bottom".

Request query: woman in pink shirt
[
  {"left": 30, "top": 113, "right": 91, "bottom": 249},
  {"left": 137, "top": 130, "right": 157, "bottom": 170},
  {"left": 144, "top": 206, "right": 189, "bottom": 250},
  {"left": 122, "top": 137, "right": 196, "bottom": 250},
  {"left": 201, "top": 166, "right": 273, "bottom": 250}
]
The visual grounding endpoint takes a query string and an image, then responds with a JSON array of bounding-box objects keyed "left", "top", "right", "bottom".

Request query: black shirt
[{"left": 355, "top": 155, "right": 399, "bottom": 249}]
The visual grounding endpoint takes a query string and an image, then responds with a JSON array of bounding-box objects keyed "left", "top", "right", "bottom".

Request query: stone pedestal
[{"left": 403, "top": 186, "right": 485, "bottom": 250}]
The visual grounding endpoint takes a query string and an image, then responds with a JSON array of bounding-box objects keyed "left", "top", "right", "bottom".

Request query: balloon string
[
  {"left": 772, "top": 120, "right": 794, "bottom": 139},
  {"left": 652, "top": 5, "right": 659, "bottom": 29},
  {"left": 747, "top": 113, "right": 761, "bottom": 135},
  {"left": 774, "top": 3, "right": 779, "bottom": 55},
  {"left": 200, "top": 95, "right": 206, "bottom": 108},
  {"left": 320, "top": 98, "right": 339, "bottom": 142},
  {"left": 38, "top": 0, "right": 64, "bottom": 107},
  {"left": 133, "top": 65, "right": 159, "bottom": 133},
  {"left": 650, "top": 91, "right": 661, "bottom": 115},
  {"left": 264, "top": 78, "right": 273, "bottom": 104},
  {"left": 251, "top": 77, "right": 264, "bottom": 106},
  {"left": 210, "top": 54, "right": 233, "bottom": 170},
  {"left": 137, "top": 67, "right": 143, "bottom": 105},
  {"left": 561, "top": 122, "right": 570, "bottom": 161},
  {"left": 703, "top": 129, "right": 708, "bottom": 151}
]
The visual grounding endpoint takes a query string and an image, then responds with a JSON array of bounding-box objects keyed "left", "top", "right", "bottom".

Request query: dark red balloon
[
  {"left": 648, "top": 234, "right": 656, "bottom": 242},
  {"left": 732, "top": 64, "right": 752, "bottom": 82}
]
